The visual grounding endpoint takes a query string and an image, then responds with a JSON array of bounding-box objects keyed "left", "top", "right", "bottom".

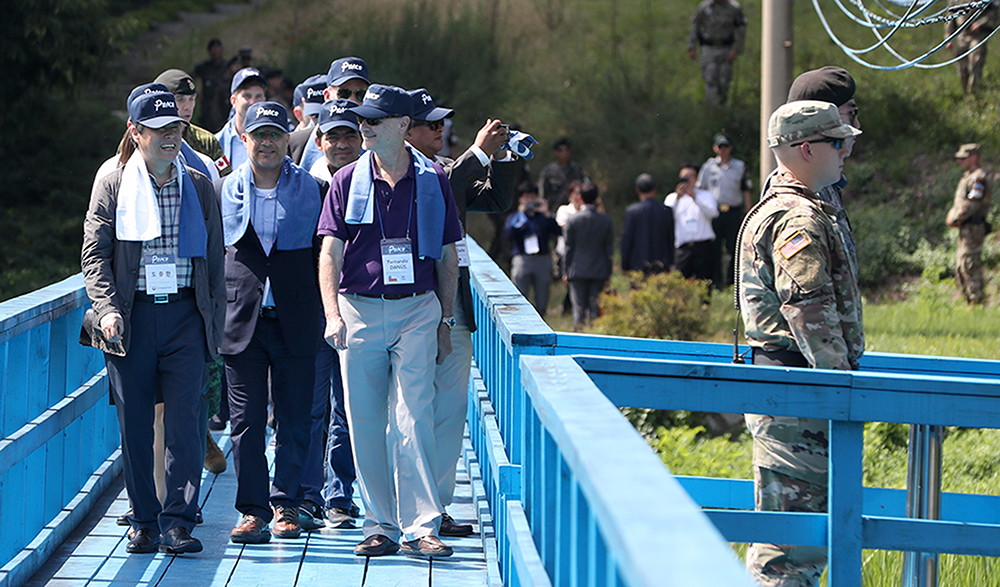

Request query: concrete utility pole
[{"left": 759, "top": 0, "right": 793, "bottom": 190}]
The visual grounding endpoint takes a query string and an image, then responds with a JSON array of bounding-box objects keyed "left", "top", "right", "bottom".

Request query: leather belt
[
  {"left": 353, "top": 290, "right": 430, "bottom": 301},
  {"left": 259, "top": 306, "right": 278, "bottom": 319},
  {"left": 136, "top": 288, "right": 195, "bottom": 304}
]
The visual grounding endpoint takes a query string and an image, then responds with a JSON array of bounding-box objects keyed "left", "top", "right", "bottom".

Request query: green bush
[{"left": 592, "top": 271, "right": 711, "bottom": 340}]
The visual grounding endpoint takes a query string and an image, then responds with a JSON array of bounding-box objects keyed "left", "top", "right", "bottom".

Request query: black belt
[
  {"left": 259, "top": 306, "right": 278, "bottom": 319},
  {"left": 135, "top": 288, "right": 195, "bottom": 304},
  {"left": 679, "top": 239, "right": 713, "bottom": 249},
  {"left": 700, "top": 39, "right": 734, "bottom": 47},
  {"left": 752, "top": 347, "right": 810, "bottom": 368},
  {"left": 353, "top": 290, "right": 430, "bottom": 301}
]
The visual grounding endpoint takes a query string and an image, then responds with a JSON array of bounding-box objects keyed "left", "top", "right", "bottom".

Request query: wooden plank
[
  {"left": 828, "top": 421, "right": 864, "bottom": 587},
  {"left": 0, "top": 275, "right": 89, "bottom": 345},
  {"left": 506, "top": 500, "right": 552, "bottom": 587},
  {"left": 520, "top": 355, "right": 754, "bottom": 587},
  {"left": 704, "top": 510, "right": 827, "bottom": 545},
  {"left": 862, "top": 516, "right": 1000, "bottom": 556}
]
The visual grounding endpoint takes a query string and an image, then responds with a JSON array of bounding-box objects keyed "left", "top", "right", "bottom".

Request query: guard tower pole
[{"left": 759, "top": 0, "right": 794, "bottom": 189}]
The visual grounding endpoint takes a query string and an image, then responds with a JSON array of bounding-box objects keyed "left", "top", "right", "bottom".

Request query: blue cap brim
[
  {"left": 319, "top": 120, "right": 360, "bottom": 134},
  {"left": 140, "top": 115, "right": 187, "bottom": 129},
  {"left": 422, "top": 107, "right": 454, "bottom": 122},
  {"left": 349, "top": 104, "right": 401, "bottom": 119},
  {"left": 303, "top": 103, "right": 323, "bottom": 117}
]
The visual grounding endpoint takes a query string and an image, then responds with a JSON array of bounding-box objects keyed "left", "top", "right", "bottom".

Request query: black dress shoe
[
  {"left": 208, "top": 415, "right": 227, "bottom": 431},
  {"left": 116, "top": 510, "right": 131, "bottom": 526},
  {"left": 126, "top": 528, "right": 160, "bottom": 554},
  {"left": 159, "top": 526, "right": 203, "bottom": 554}
]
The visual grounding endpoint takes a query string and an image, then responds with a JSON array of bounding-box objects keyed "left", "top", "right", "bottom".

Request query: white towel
[{"left": 115, "top": 151, "right": 162, "bottom": 242}]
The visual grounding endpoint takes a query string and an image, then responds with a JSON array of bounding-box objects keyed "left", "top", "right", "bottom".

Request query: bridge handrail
[
  {"left": 0, "top": 275, "right": 120, "bottom": 587},
  {"left": 465, "top": 239, "right": 753, "bottom": 586}
]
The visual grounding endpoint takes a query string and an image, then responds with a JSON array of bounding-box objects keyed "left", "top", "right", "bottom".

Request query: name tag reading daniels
[
  {"left": 381, "top": 238, "right": 415, "bottom": 285},
  {"left": 144, "top": 253, "right": 178, "bottom": 294},
  {"left": 455, "top": 237, "right": 471, "bottom": 267}
]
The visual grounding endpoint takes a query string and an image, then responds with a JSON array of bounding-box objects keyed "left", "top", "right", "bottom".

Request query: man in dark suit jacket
[
  {"left": 406, "top": 88, "right": 517, "bottom": 537},
  {"left": 621, "top": 173, "right": 674, "bottom": 275},
  {"left": 564, "top": 181, "right": 613, "bottom": 329},
  {"left": 219, "top": 102, "right": 326, "bottom": 545}
]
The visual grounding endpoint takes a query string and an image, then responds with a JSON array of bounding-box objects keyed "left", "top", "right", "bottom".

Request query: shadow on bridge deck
[{"left": 22, "top": 429, "right": 491, "bottom": 587}]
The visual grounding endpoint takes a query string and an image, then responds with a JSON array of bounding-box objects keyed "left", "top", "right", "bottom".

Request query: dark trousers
[
  {"left": 300, "top": 343, "right": 356, "bottom": 509},
  {"left": 224, "top": 317, "right": 315, "bottom": 521},
  {"left": 675, "top": 239, "right": 715, "bottom": 281},
  {"left": 568, "top": 278, "right": 604, "bottom": 328},
  {"left": 712, "top": 206, "right": 744, "bottom": 289},
  {"left": 105, "top": 297, "right": 206, "bottom": 534}
]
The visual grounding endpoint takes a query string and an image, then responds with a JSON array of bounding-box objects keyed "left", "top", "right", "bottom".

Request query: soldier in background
[
  {"left": 945, "top": 0, "right": 999, "bottom": 93},
  {"left": 737, "top": 101, "right": 862, "bottom": 587},
  {"left": 688, "top": 0, "right": 748, "bottom": 105},
  {"left": 946, "top": 143, "right": 991, "bottom": 304}
]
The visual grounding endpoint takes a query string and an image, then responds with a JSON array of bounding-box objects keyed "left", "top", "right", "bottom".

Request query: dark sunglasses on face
[
  {"left": 416, "top": 120, "right": 445, "bottom": 131},
  {"left": 358, "top": 116, "right": 389, "bottom": 127},
  {"left": 789, "top": 137, "right": 845, "bottom": 150},
  {"left": 336, "top": 88, "right": 367, "bottom": 102}
]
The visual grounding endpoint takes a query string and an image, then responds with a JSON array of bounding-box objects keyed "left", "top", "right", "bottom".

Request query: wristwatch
[{"left": 442, "top": 316, "right": 457, "bottom": 330}]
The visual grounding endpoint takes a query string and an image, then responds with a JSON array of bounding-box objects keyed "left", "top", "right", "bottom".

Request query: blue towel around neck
[
  {"left": 345, "top": 147, "right": 445, "bottom": 260},
  {"left": 179, "top": 140, "right": 211, "bottom": 178},
  {"left": 221, "top": 157, "right": 322, "bottom": 250},
  {"left": 177, "top": 162, "right": 207, "bottom": 258}
]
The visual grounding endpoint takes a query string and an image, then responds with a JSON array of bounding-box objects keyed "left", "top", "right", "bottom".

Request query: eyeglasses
[
  {"left": 416, "top": 120, "right": 445, "bottom": 131},
  {"left": 789, "top": 137, "right": 846, "bottom": 150},
  {"left": 358, "top": 116, "right": 389, "bottom": 127},
  {"left": 336, "top": 88, "right": 368, "bottom": 102}
]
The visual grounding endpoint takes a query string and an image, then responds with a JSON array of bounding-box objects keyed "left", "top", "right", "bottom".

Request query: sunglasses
[
  {"left": 416, "top": 120, "right": 445, "bottom": 131},
  {"left": 789, "top": 137, "right": 846, "bottom": 150},
  {"left": 336, "top": 88, "right": 367, "bottom": 102},
  {"left": 358, "top": 116, "right": 391, "bottom": 127},
  {"left": 248, "top": 128, "right": 285, "bottom": 142}
]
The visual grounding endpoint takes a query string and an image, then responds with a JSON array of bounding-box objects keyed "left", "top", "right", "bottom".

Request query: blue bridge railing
[{"left": 4, "top": 238, "right": 1000, "bottom": 587}]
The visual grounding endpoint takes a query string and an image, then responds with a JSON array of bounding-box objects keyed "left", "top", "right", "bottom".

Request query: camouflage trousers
[
  {"left": 955, "top": 37, "right": 988, "bottom": 93},
  {"left": 746, "top": 467, "right": 828, "bottom": 587},
  {"left": 205, "top": 356, "right": 224, "bottom": 417},
  {"left": 957, "top": 222, "right": 986, "bottom": 304},
  {"left": 700, "top": 45, "right": 734, "bottom": 105}
]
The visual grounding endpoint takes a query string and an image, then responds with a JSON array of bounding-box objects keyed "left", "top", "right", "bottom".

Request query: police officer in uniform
[
  {"left": 737, "top": 101, "right": 863, "bottom": 587},
  {"left": 947, "top": 143, "right": 991, "bottom": 304},
  {"left": 688, "top": 0, "right": 748, "bottom": 105}
]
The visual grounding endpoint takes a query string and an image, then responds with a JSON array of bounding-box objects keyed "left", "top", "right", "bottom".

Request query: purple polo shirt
[{"left": 317, "top": 152, "right": 462, "bottom": 295}]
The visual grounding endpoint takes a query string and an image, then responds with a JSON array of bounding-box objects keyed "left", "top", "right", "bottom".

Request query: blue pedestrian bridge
[{"left": 2, "top": 238, "right": 1000, "bottom": 587}]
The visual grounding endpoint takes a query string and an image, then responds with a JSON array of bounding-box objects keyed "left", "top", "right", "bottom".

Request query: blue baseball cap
[
  {"left": 244, "top": 101, "right": 289, "bottom": 134},
  {"left": 230, "top": 67, "right": 266, "bottom": 95},
  {"left": 126, "top": 83, "right": 170, "bottom": 112},
  {"left": 326, "top": 57, "right": 369, "bottom": 88},
  {"left": 297, "top": 74, "right": 328, "bottom": 117},
  {"left": 349, "top": 85, "right": 413, "bottom": 120},
  {"left": 317, "top": 99, "right": 360, "bottom": 134},
  {"left": 128, "top": 92, "right": 186, "bottom": 129},
  {"left": 408, "top": 89, "right": 454, "bottom": 122}
]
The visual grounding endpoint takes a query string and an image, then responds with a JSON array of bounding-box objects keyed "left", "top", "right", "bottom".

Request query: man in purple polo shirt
[{"left": 316, "top": 84, "right": 461, "bottom": 558}]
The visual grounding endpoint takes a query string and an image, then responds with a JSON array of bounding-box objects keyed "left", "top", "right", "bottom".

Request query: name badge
[
  {"left": 381, "top": 238, "right": 415, "bottom": 285},
  {"left": 455, "top": 237, "right": 470, "bottom": 267},
  {"left": 144, "top": 252, "right": 178, "bottom": 294},
  {"left": 523, "top": 234, "right": 540, "bottom": 255}
]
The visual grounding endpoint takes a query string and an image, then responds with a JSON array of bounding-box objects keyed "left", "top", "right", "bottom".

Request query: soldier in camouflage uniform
[
  {"left": 688, "top": 0, "right": 747, "bottom": 105},
  {"left": 738, "top": 101, "right": 863, "bottom": 587},
  {"left": 154, "top": 69, "right": 232, "bottom": 177},
  {"left": 945, "top": 0, "right": 999, "bottom": 94},
  {"left": 947, "top": 143, "right": 991, "bottom": 304}
]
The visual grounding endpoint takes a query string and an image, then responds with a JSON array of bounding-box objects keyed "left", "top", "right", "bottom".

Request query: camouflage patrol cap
[
  {"left": 955, "top": 143, "right": 980, "bottom": 158},
  {"left": 767, "top": 100, "right": 862, "bottom": 148}
]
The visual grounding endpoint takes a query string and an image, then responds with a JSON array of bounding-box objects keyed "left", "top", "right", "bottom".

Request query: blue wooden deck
[{"left": 20, "top": 428, "right": 493, "bottom": 587}]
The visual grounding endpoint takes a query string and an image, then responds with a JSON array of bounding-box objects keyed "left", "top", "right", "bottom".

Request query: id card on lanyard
[
  {"left": 455, "top": 236, "right": 470, "bottom": 267},
  {"left": 381, "top": 238, "right": 415, "bottom": 285},
  {"left": 144, "top": 252, "right": 178, "bottom": 294}
]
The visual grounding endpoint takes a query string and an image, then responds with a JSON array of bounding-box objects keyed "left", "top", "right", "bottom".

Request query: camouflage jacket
[
  {"left": 185, "top": 123, "right": 232, "bottom": 177},
  {"left": 688, "top": 0, "right": 747, "bottom": 52},
  {"left": 945, "top": 0, "right": 999, "bottom": 43},
  {"left": 739, "top": 172, "right": 863, "bottom": 484},
  {"left": 946, "top": 167, "right": 990, "bottom": 227}
]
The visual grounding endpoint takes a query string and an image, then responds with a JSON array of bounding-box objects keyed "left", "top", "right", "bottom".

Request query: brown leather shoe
[
  {"left": 230, "top": 514, "right": 270, "bottom": 544},
  {"left": 439, "top": 512, "right": 473, "bottom": 537},
  {"left": 271, "top": 505, "right": 301, "bottom": 539},
  {"left": 204, "top": 432, "right": 227, "bottom": 474},
  {"left": 401, "top": 535, "right": 453, "bottom": 557},
  {"left": 354, "top": 534, "right": 400, "bottom": 557}
]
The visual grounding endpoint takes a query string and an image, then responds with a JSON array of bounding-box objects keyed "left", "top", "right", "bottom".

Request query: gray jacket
[{"left": 80, "top": 166, "right": 226, "bottom": 357}]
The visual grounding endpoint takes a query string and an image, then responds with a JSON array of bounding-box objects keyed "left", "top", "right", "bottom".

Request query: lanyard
[{"left": 373, "top": 181, "right": 415, "bottom": 241}]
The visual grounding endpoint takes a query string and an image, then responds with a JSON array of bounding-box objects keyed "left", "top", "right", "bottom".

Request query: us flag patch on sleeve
[{"left": 779, "top": 231, "right": 811, "bottom": 259}]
